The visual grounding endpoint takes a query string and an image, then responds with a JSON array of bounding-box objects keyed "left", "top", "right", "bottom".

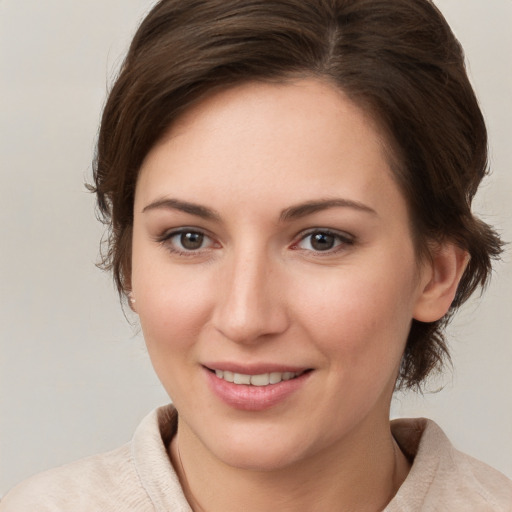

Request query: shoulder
[
  {"left": 389, "top": 418, "right": 512, "bottom": 511},
  {"left": 0, "top": 443, "right": 152, "bottom": 512},
  {"left": 0, "top": 406, "right": 179, "bottom": 512}
]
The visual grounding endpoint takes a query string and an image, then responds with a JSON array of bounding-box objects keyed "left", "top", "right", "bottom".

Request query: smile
[{"left": 213, "top": 369, "right": 305, "bottom": 386}]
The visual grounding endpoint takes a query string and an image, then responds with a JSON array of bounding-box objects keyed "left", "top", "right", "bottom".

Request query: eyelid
[
  {"left": 153, "top": 226, "right": 354, "bottom": 256},
  {"left": 291, "top": 228, "right": 355, "bottom": 253},
  {"left": 155, "top": 226, "right": 220, "bottom": 255}
]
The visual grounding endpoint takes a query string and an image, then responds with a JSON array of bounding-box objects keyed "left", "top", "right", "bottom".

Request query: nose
[{"left": 212, "top": 249, "right": 290, "bottom": 344}]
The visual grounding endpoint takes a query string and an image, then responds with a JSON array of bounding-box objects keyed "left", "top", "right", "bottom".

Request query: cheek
[
  {"left": 133, "top": 266, "right": 216, "bottom": 402},
  {"left": 294, "top": 261, "right": 417, "bottom": 368},
  {"left": 131, "top": 240, "right": 215, "bottom": 357},
  {"left": 138, "top": 275, "right": 212, "bottom": 348}
]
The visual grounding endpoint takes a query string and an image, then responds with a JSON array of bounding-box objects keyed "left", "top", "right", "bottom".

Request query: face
[{"left": 131, "top": 79, "right": 430, "bottom": 470}]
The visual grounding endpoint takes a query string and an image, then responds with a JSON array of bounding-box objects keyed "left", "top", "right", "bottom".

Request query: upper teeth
[{"left": 214, "top": 370, "right": 301, "bottom": 386}]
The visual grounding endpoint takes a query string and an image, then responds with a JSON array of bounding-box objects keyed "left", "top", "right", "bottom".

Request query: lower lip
[{"left": 205, "top": 368, "right": 311, "bottom": 411}]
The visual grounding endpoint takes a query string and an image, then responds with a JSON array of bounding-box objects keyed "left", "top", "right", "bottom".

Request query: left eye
[{"left": 295, "top": 231, "right": 352, "bottom": 252}]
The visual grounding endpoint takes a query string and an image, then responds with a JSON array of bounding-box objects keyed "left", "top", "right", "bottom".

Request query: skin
[{"left": 130, "top": 79, "right": 466, "bottom": 511}]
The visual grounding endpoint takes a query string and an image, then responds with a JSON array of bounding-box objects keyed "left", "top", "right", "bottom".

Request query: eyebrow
[
  {"left": 279, "top": 198, "right": 377, "bottom": 222},
  {"left": 142, "top": 198, "right": 221, "bottom": 221},
  {"left": 142, "top": 197, "right": 377, "bottom": 222}
]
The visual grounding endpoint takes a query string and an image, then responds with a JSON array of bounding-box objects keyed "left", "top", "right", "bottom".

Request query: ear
[
  {"left": 128, "top": 291, "right": 138, "bottom": 314},
  {"left": 413, "top": 243, "right": 469, "bottom": 322}
]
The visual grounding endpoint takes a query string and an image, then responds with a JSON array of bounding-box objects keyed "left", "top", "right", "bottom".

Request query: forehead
[{"left": 135, "top": 79, "right": 404, "bottom": 220}]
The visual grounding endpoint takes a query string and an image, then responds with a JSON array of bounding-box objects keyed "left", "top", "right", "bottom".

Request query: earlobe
[
  {"left": 128, "top": 292, "right": 138, "bottom": 313},
  {"left": 413, "top": 243, "right": 469, "bottom": 323}
]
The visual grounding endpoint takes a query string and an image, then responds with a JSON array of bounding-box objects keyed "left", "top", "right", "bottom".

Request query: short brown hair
[{"left": 92, "top": 0, "right": 502, "bottom": 389}]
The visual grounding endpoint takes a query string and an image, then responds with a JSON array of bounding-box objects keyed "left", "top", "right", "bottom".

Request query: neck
[{"left": 169, "top": 414, "right": 410, "bottom": 512}]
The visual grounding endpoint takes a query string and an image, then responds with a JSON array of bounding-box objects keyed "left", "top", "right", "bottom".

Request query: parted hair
[{"left": 92, "top": 0, "right": 502, "bottom": 389}]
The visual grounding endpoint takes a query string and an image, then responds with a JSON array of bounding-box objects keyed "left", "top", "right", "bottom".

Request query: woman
[{"left": 2, "top": 0, "right": 511, "bottom": 510}]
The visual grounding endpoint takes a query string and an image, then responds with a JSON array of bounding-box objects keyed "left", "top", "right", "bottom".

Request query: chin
[
  {"left": 202, "top": 427, "right": 313, "bottom": 472},
  {"left": 218, "top": 446, "right": 301, "bottom": 472}
]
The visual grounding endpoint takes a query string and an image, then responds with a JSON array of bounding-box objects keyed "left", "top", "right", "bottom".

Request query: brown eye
[
  {"left": 310, "top": 232, "right": 336, "bottom": 251},
  {"left": 180, "top": 232, "right": 204, "bottom": 250},
  {"left": 295, "top": 230, "right": 353, "bottom": 253},
  {"left": 161, "top": 229, "right": 215, "bottom": 254}
]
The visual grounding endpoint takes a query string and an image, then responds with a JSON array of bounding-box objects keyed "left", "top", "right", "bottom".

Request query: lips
[
  {"left": 214, "top": 369, "right": 306, "bottom": 386},
  {"left": 204, "top": 364, "right": 312, "bottom": 411}
]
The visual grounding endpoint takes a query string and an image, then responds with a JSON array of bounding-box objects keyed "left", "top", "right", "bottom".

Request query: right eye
[{"left": 158, "top": 229, "right": 217, "bottom": 255}]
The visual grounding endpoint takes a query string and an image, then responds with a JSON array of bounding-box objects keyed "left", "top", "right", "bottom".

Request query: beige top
[{"left": 2, "top": 405, "right": 511, "bottom": 511}]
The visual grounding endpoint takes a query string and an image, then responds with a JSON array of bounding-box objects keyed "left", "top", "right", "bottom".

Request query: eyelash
[
  {"left": 156, "top": 228, "right": 355, "bottom": 256},
  {"left": 291, "top": 229, "right": 355, "bottom": 254},
  {"left": 156, "top": 228, "right": 217, "bottom": 257}
]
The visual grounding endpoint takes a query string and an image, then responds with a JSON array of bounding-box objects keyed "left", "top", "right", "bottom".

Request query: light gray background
[{"left": 1, "top": 0, "right": 511, "bottom": 496}]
